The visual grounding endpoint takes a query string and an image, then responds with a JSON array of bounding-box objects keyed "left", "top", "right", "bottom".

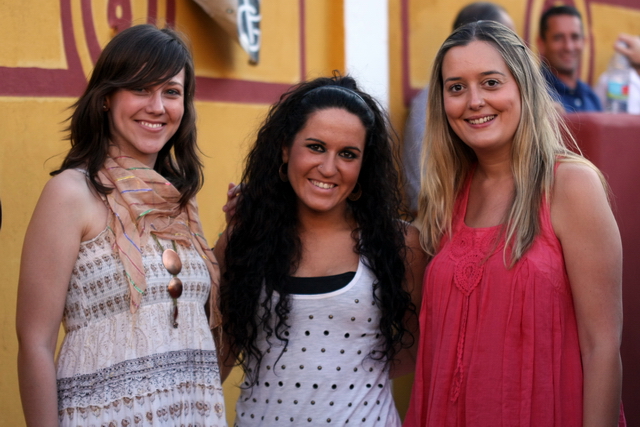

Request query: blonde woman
[{"left": 404, "top": 21, "right": 624, "bottom": 426}]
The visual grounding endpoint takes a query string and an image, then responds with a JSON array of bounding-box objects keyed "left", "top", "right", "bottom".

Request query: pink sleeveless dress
[{"left": 404, "top": 172, "right": 625, "bottom": 426}]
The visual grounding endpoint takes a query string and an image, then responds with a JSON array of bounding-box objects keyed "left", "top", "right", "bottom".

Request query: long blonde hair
[{"left": 416, "top": 20, "right": 602, "bottom": 266}]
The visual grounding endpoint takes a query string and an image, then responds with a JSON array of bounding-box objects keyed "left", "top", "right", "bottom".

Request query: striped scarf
[{"left": 98, "top": 154, "right": 221, "bottom": 328}]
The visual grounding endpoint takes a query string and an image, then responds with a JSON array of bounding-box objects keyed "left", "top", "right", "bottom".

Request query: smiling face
[
  {"left": 538, "top": 15, "right": 584, "bottom": 77},
  {"left": 282, "top": 107, "right": 366, "bottom": 218},
  {"left": 442, "top": 40, "right": 521, "bottom": 158},
  {"left": 106, "top": 68, "right": 185, "bottom": 167}
]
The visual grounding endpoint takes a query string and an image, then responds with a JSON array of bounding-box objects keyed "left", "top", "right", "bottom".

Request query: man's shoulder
[
  {"left": 541, "top": 65, "right": 559, "bottom": 84},
  {"left": 576, "top": 78, "right": 597, "bottom": 93},
  {"left": 576, "top": 78, "right": 602, "bottom": 110}
]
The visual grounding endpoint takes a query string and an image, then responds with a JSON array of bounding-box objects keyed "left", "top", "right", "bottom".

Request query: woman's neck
[
  {"left": 474, "top": 149, "right": 512, "bottom": 181},
  {"left": 296, "top": 208, "right": 355, "bottom": 235},
  {"left": 294, "top": 207, "right": 359, "bottom": 277}
]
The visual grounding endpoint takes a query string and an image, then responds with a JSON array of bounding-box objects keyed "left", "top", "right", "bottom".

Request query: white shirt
[{"left": 234, "top": 258, "right": 401, "bottom": 426}]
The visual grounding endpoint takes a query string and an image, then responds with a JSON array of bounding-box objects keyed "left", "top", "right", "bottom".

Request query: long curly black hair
[{"left": 221, "top": 74, "right": 413, "bottom": 384}]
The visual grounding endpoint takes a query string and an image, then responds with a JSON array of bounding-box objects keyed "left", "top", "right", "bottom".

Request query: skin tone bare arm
[
  {"left": 16, "top": 170, "right": 106, "bottom": 426},
  {"left": 212, "top": 226, "right": 235, "bottom": 384},
  {"left": 551, "top": 162, "right": 623, "bottom": 427},
  {"left": 212, "top": 182, "right": 241, "bottom": 383},
  {"left": 390, "top": 223, "right": 428, "bottom": 379},
  {"left": 213, "top": 181, "right": 245, "bottom": 383}
]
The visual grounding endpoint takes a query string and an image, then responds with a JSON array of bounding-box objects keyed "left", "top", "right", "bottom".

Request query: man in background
[{"left": 537, "top": 5, "right": 602, "bottom": 112}]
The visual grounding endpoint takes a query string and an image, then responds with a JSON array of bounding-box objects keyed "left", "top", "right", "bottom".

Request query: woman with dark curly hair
[{"left": 215, "top": 75, "right": 426, "bottom": 426}]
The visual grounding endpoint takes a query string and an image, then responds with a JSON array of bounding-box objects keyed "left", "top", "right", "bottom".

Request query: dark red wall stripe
[{"left": 0, "top": 0, "right": 304, "bottom": 105}]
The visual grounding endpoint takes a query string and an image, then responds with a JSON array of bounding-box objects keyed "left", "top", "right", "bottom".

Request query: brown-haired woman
[{"left": 16, "top": 25, "right": 226, "bottom": 426}]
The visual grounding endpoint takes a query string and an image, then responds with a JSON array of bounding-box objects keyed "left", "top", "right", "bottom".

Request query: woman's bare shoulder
[
  {"left": 551, "top": 160, "right": 611, "bottom": 239},
  {"left": 553, "top": 160, "right": 604, "bottom": 196},
  {"left": 41, "top": 169, "right": 108, "bottom": 240},
  {"left": 44, "top": 169, "right": 92, "bottom": 199}
]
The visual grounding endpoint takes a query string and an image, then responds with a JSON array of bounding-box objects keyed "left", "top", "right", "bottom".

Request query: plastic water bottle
[{"left": 605, "top": 52, "right": 630, "bottom": 113}]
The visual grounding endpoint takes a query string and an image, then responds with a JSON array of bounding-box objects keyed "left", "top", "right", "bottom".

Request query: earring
[
  {"left": 103, "top": 104, "right": 109, "bottom": 111},
  {"left": 279, "top": 163, "right": 289, "bottom": 182},
  {"left": 348, "top": 183, "right": 362, "bottom": 201}
]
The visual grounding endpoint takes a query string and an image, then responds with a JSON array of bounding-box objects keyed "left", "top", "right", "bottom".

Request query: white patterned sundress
[{"left": 56, "top": 226, "right": 227, "bottom": 427}]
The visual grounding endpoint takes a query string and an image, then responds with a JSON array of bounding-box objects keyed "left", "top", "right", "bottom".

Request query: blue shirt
[{"left": 542, "top": 66, "right": 602, "bottom": 112}]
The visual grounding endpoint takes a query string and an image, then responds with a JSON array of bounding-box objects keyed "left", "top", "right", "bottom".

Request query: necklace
[{"left": 152, "top": 234, "right": 183, "bottom": 328}]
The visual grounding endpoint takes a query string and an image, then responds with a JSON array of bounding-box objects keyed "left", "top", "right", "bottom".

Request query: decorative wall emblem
[{"left": 193, "top": 0, "right": 262, "bottom": 64}]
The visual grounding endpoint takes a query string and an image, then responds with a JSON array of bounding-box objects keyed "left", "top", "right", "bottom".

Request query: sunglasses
[{"left": 154, "top": 236, "right": 183, "bottom": 328}]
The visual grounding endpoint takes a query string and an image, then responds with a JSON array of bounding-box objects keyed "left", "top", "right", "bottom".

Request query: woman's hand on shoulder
[
  {"left": 221, "top": 182, "right": 242, "bottom": 226},
  {"left": 551, "top": 161, "right": 623, "bottom": 427},
  {"left": 215, "top": 182, "right": 242, "bottom": 269}
]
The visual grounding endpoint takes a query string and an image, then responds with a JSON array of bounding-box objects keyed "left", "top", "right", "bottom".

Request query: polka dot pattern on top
[{"left": 233, "top": 258, "right": 401, "bottom": 426}]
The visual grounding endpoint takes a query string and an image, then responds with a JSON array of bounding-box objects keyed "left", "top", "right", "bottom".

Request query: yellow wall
[
  {"left": 0, "top": 1, "right": 343, "bottom": 425},
  {"left": 406, "top": 0, "right": 640, "bottom": 92},
  {"left": 590, "top": 3, "right": 640, "bottom": 79},
  {"left": 2, "top": 1, "right": 639, "bottom": 426},
  {"left": 1, "top": 97, "right": 74, "bottom": 426},
  {"left": 408, "top": 0, "right": 521, "bottom": 90}
]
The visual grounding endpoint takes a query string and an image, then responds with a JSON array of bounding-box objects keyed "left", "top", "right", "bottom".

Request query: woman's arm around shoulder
[
  {"left": 551, "top": 161, "right": 623, "bottom": 427},
  {"left": 212, "top": 226, "right": 236, "bottom": 383},
  {"left": 212, "top": 182, "right": 243, "bottom": 383},
  {"left": 213, "top": 182, "right": 241, "bottom": 272},
  {"left": 390, "top": 222, "right": 428, "bottom": 379},
  {"left": 16, "top": 169, "right": 107, "bottom": 426}
]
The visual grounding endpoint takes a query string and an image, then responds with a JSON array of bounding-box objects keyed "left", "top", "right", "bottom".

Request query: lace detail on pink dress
[{"left": 448, "top": 225, "right": 501, "bottom": 401}]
